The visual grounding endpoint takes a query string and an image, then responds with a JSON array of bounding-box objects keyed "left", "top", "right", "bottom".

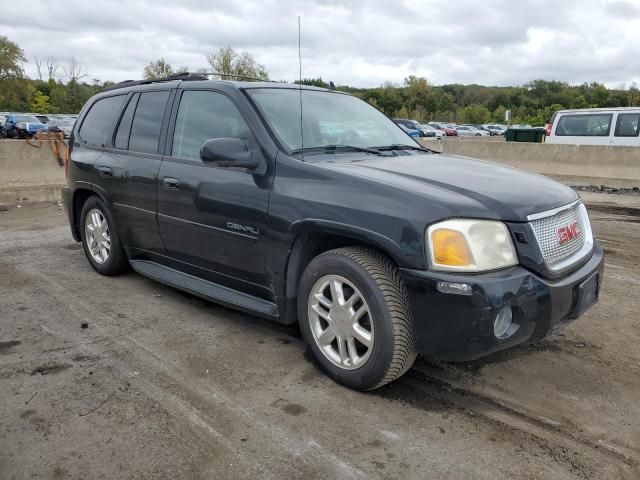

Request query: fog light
[
  {"left": 493, "top": 306, "right": 513, "bottom": 338},
  {"left": 436, "top": 281, "right": 473, "bottom": 296}
]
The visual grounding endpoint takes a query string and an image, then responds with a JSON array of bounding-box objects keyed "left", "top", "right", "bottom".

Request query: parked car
[
  {"left": 393, "top": 119, "right": 435, "bottom": 137},
  {"left": 429, "top": 122, "right": 458, "bottom": 136},
  {"left": 34, "top": 114, "right": 50, "bottom": 124},
  {"left": 0, "top": 114, "right": 7, "bottom": 138},
  {"left": 483, "top": 124, "right": 507, "bottom": 135},
  {"left": 421, "top": 124, "right": 445, "bottom": 139},
  {"left": 47, "top": 117, "right": 75, "bottom": 138},
  {"left": 4, "top": 113, "right": 49, "bottom": 138},
  {"left": 545, "top": 108, "right": 640, "bottom": 146},
  {"left": 397, "top": 123, "right": 421, "bottom": 138},
  {"left": 62, "top": 76, "right": 603, "bottom": 391},
  {"left": 462, "top": 125, "right": 491, "bottom": 136},
  {"left": 455, "top": 125, "right": 486, "bottom": 136}
]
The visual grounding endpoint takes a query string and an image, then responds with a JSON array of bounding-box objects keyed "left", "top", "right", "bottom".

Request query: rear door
[
  {"left": 156, "top": 88, "right": 271, "bottom": 299},
  {"left": 611, "top": 111, "right": 640, "bottom": 146},
  {"left": 93, "top": 89, "right": 173, "bottom": 253}
]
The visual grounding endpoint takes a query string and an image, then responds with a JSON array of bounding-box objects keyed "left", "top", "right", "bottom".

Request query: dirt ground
[{"left": 1, "top": 193, "right": 639, "bottom": 480}]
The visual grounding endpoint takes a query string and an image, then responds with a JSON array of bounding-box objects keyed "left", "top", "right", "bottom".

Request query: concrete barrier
[
  {"left": 0, "top": 140, "right": 65, "bottom": 204},
  {"left": 1, "top": 137, "right": 639, "bottom": 205},
  {"left": 419, "top": 138, "right": 640, "bottom": 188}
]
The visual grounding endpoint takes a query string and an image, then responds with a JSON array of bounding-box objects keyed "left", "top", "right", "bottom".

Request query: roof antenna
[{"left": 298, "top": 15, "right": 304, "bottom": 161}]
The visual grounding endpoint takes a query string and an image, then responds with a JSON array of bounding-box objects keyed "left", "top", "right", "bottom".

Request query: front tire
[
  {"left": 79, "top": 196, "right": 129, "bottom": 276},
  {"left": 298, "top": 247, "right": 417, "bottom": 390}
]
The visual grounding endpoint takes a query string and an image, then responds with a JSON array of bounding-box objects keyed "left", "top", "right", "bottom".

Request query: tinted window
[
  {"left": 129, "top": 91, "right": 170, "bottom": 154},
  {"left": 172, "top": 91, "right": 251, "bottom": 160},
  {"left": 79, "top": 95, "right": 126, "bottom": 146},
  {"left": 614, "top": 113, "right": 640, "bottom": 137},
  {"left": 114, "top": 94, "right": 139, "bottom": 150},
  {"left": 556, "top": 114, "right": 612, "bottom": 136}
]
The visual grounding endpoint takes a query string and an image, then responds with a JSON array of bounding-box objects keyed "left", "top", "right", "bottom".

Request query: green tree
[
  {"left": 31, "top": 90, "right": 52, "bottom": 113},
  {"left": 295, "top": 77, "right": 330, "bottom": 88},
  {"left": 437, "top": 92, "right": 454, "bottom": 113},
  {"left": 143, "top": 58, "right": 174, "bottom": 79},
  {"left": 404, "top": 75, "right": 430, "bottom": 111},
  {"left": 205, "top": 46, "right": 268, "bottom": 80},
  {"left": 0, "top": 36, "right": 27, "bottom": 79},
  {"left": 571, "top": 95, "right": 588, "bottom": 109},
  {"left": 462, "top": 104, "right": 490, "bottom": 124},
  {"left": 493, "top": 105, "right": 507, "bottom": 123},
  {"left": 395, "top": 105, "right": 409, "bottom": 118}
]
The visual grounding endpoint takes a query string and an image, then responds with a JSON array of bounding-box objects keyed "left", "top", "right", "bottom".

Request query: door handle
[
  {"left": 163, "top": 177, "right": 181, "bottom": 190},
  {"left": 97, "top": 166, "right": 113, "bottom": 178}
]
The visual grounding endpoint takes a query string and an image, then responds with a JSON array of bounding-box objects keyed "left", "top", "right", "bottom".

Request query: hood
[{"left": 321, "top": 153, "right": 578, "bottom": 222}]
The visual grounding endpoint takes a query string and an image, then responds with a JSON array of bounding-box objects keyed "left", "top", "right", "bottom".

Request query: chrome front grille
[{"left": 529, "top": 201, "right": 592, "bottom": 269}]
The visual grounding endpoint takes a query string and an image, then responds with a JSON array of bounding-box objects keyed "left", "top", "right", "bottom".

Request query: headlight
[
  {"left": 427, "top": 219, "right": 517, "bottom": 272},
  {"left": 16, "top": 122, "right": 26, "bottom": 128}
]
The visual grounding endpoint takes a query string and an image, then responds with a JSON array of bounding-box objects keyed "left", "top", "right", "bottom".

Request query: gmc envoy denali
[{"left": 62, "top": 73, "right": 604, "bottom": 390}]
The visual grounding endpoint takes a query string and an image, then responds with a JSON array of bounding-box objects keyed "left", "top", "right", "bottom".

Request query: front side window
[
  {"left": 247, "top": 88, "right": 416, "bottom": 154},
  {"left": 78, "top": 95, "right": 126, "bottom": 146},
  {"left": 128, "top": 91, "right": 170, "bottom": 154},
  {"left": 172, "top": 90, "right": 251, "bottom": 160},
  {"left": 556, "top": 114, "right": 613, "bottom": 136},
  {"left": 614, "top": 113, "right": 640, "bottom": 137}
]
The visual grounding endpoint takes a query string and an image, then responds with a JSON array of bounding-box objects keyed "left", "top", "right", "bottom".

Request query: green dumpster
[{"left": 505, "top": 128, "right": 546, "bottom": 143}]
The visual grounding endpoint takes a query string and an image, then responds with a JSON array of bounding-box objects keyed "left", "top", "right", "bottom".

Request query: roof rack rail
[
  {"left": 196, "top": 72, "right": 276, "bottom": 83},
  {"left": 102, "top": 71, "right": 274, "bottom": 92}
]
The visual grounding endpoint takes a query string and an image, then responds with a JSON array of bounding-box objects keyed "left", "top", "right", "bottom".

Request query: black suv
[{"left": 62, "top": 75, "right": 604, "bottom": 390}]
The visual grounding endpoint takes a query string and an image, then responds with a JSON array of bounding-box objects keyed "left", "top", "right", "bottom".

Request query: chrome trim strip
[{"left": 526, "top": 198, "right": 581, "bottom": 221}]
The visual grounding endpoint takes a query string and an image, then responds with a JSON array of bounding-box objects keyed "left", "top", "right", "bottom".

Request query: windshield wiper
[
  {"left": 291, "top": 144, "right": 385, "bottom": 156},
  {"left": 374, "top": 144, "right": 439, "bottom": 154}
]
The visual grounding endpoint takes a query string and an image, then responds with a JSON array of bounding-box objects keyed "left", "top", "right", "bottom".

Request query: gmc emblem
[{"left": 557, "top": 221, "right": 580, "bottom": 244}]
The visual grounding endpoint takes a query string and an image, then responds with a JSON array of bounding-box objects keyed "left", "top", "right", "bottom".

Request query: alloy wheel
[
  {"left": 308, "top": 275, "right": 374, "bottom": 370},
  {"left": 84, "top": 208, "right": 111, "bottom": 264}
]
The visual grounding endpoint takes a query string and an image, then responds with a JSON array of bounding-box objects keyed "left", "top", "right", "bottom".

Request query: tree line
[{"left": 2, "top": 35, "right": 639, "bottom": 125}]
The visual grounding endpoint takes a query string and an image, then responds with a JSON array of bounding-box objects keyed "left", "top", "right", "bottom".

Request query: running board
[{"left": 130, "top": 260, "right": 279, "bottom": 319}]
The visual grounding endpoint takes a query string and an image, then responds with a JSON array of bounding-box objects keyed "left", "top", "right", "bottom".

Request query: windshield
[
  {"left": 247, "top": 88, "right": 417, "bottom": 153},
  {"left": 16, "top": 115, "right": 40, "bottom": 123}
]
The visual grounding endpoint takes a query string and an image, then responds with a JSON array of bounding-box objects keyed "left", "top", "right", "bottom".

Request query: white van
[{"left": 545, "top": 108, "right": 640, "bottom": 146}]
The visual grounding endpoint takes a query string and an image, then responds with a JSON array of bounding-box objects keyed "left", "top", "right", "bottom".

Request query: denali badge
[
  {"left": 226, "top": 222, "right": 260, "bottom": 235},
  {"left": 557, "top": 221, "right": 580, "bottom": 244}
]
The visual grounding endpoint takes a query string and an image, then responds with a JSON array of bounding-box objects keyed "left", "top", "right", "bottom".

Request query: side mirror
[{"left": 200, "top": 138, "right": 260, "bottom": 170}]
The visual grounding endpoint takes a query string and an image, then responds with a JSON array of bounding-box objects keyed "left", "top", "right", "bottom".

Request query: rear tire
[
  {"left": 298, "top": 247, "right": 417, "bottom": 390},
  {"left": 79, "top": 196, "right": 129, "bottom": 276}
]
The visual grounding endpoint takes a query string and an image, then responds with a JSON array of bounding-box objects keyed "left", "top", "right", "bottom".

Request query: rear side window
[
  {"left": 114, "top": 94, "right": 139, "bottom": 150},
  {"left": 171, "top": 90, "right": 251, "bottom": 160},
  {"left": 79, "top": 95, "right": 126, "bottom": 146},
  {"left": 129, "top": 91, "right": 170, "bottom": 154},
  {"left": 555, "top": 114, "right": 612, "bottom": 136},
  {"left": 614, "top": 113, "right": 640, "bottom": 137}
]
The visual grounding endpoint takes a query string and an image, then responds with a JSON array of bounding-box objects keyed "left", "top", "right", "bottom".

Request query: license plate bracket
[{"left": 570, "top": 272, "right": 599, "bottom": 319}]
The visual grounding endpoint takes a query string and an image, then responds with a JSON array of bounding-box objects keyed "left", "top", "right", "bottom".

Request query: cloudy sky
[{"left": 1, "top": 0, "right": 639, "bottom": 88}]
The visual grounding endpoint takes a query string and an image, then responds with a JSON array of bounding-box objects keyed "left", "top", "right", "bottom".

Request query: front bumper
[{"left": 400, "top": 240, "right": 604, "bottom": 361}]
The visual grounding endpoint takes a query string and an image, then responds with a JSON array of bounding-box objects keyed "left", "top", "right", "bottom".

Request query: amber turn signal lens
[{"left": 431, "top": 229, "right": 472, "bottom": 266}]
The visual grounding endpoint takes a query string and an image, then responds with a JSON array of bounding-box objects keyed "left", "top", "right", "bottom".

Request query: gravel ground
[{"left": 1, "top": 194, "right": 639, "bottom": 480}]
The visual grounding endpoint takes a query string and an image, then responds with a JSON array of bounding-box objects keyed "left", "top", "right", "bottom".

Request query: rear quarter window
[
  {"left": 78, "top": 95, "right": 126, "bottom": 146},
  {"left": 555, "top": 113, "right": 613, "bottom": 137},
  {"left": 614, "top": 113, "right": 640, "bottom": 137}
]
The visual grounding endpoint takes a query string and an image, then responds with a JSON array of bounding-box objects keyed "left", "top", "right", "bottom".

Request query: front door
[{"left": 156, "top": 89, "right": 272, "bottom": 299}]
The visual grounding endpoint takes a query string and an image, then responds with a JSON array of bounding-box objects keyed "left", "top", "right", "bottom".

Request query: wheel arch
[
  {"left": 281, "top": 220, "right": 409, "bottom": 324},
  {"left": 70, "top": 186, "right": 109, "bottom": 241}
]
